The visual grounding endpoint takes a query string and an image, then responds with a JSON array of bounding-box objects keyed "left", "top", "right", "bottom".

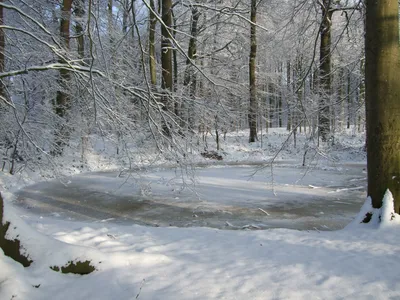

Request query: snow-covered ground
[{"left": 2, "top": 128, "right": 400, "bottom": 300}]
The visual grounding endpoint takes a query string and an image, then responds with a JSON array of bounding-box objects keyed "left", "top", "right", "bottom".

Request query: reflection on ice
[{"left": 14, "top": 165, "right": 367, "bottom": 231}]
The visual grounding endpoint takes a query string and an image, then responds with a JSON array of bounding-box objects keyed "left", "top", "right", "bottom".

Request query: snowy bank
[{"left": 1, "top": 180, "right": 400, "bottom": 299}]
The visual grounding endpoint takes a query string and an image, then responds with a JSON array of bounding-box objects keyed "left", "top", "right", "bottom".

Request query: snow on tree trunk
[
  {"left": 380, "top": 190, "right": 397, "bottom": 227},
  {"left": 349, "top": 189, "right": 399, "bottom": 228}
]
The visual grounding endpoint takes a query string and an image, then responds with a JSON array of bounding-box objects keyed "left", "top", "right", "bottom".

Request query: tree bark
[
  {"left": 52, "top": 0, "right": 73, "bottom": 155},
  {"left": 161, "top": 0, "right": 173, "bottom": 136},
  {"left": 75, "top": 0, "right": 85, "bottom": 62},
  {"left": 108, "top": 0, "right": 113, "bottom": 40},
  {"left": 171, "top": 8, "right": 179, "bottom": 116},
  {"left": 149, "top": 0, "right": 157, "bottom": 86},
  {"left": 365, "top": 0, "right": 400, "bottom": 212},
  {"left": 318, "top": 0, "right": 332, "bottom": 142},
  {"left": 286, "top": 61, "right": 291, "bottom": 131},
  {"left": 248, "top": 0, "right": 258, "bottom": 142},
  {"left": 183, "top": 5, "right": 200, "bottom": 131},
  {"left": 55, "top": 0, "right": 72, "bottom": 119},
  {"left": 358, "top": 58, "right": 365, "bottom": 133},
  {"left": 346, "top": 68, "right": 351, "bottom": 129},
  {"left": 122, "top": 0, "right": 129, "bottom": 34},
  {"left": 0, "top": 0, "right": 5, "bottom": 100}
]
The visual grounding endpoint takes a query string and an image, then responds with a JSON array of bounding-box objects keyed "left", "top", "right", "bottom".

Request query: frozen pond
[{"left": 14, "top": 164, "right": 367, "bottom": 231}]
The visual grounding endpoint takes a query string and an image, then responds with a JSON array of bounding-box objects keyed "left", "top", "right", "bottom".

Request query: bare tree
[
  {"left": 248, "top": 0, "right": 258, "bottom": 143},
  {"left": 161, "top": 0, "right": 173, "bottom": 136},
  {"left": 317, "top": 0, "right": 332, "bottom": 142}
]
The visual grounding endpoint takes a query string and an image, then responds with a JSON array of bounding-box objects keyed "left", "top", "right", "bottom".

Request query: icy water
[{"left": 14, "top": 164, "right": 367, "bottom": 231}]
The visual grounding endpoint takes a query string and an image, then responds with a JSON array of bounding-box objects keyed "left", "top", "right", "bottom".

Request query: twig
[
  {"left": 135, "top": 279, "right": 146, "bottom": 299},
  {"left": 258, "top": 208, "right": 270, "bottom": 216}
]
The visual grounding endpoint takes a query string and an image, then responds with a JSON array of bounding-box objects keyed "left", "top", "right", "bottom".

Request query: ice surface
[{"left": 14, "top": 164, "right": 367, "bottom": 231}]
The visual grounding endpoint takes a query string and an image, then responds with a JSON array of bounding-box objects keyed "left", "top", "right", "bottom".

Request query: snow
[
  {"left": 2, "top": 209, "right": 400, "bottom": 300},
  {"left": 2, "top": 128, "right": 400, "bottom": 300},
  {"left": 380, "top": 190, "right": 399, "bottom": 227}
]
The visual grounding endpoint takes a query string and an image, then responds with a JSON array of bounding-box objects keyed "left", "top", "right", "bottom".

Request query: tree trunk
[
  {"left": 0, "top": 0, "right": 5, "bottom": 100},
  {"left": 130, "top": 0, "right": 136, "bottom": 40},
  {"left": 269, "top": 82, "right": 274, "bottom": 129},
  {"left": 248, "top": 0, "right": 258, "bottom": 142},
  {"left": 318, "top": 0, "right": 332, "bottom": 142},
  {"left": 338, "top": 67, "right": 345, "bottom": 131},
  {"left": 346, "top": 68, "right": 351, "bottom": 129},
  {"left": 55, "top": 0, "right": 72, "bottom": 119},
  {"left": 171, "top": 8, "right": 179, "bottom": 116},
  {"left": 149, "top": 0, "right": 157, "bottom": 86},
  {"left": 358, "top": 59, "right": 365, "bottom": 133},
  {"left": 75, "top": 0, "right": 85, "bottom": 63},
  {"left": 365, "top": 0, "right": 400, "bottom": 212},
  {"left": 108, "top": 0, "right": 113, "bottom": 41},
  {"left": 286, "top": 61, "right": 291, "bottom": 131},
  {"left": 122, "top": 0, "right": 129, "bottom": 34},
  {"left": 52, "top": 0, "right": 73, "bottom": 155},
  {"left": 161, "top": 0, "right": 173, "bottom": 136},
  {"left": 183, "top": 5, "right": 200, "bottom": 132}
]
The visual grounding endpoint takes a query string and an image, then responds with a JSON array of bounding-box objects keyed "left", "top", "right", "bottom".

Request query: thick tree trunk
[
  {"left": 248, "top": 0, "right": 258, "bottom": 142},
  {"left": 53, "top": 0, "right": 72, "bottom": 155},
  {"left": 337, "top": 67, "right": 344, "bottom": 131},
  {"left": 108, "top": 0, "right": 113, "bottom": 39},
  {"left": 122, "top": 0, "right": 129, "bottom": 34},
  {"left": 149, "top": 0, "right": 157, "bottom": 86},
  {"left": 183, "top": 6, "right": 200, "bottom": 131},
  {"left": 318, "top": 0, "right": 332, "bottom": 142},
  {"left": 75, "top": 0, "right": 85, "bottom": 62},
  {"left": 365, "top": 0, "right": 400, "bottom": 212},
  {"left": 0, "top": 0, "right": 5, "bottom": 100},
  {"left": 161, "top": 0, "right": 173, "bottom": 136},
  {"left": 55, "top": 0, "right": 72, "bottom": 119}
]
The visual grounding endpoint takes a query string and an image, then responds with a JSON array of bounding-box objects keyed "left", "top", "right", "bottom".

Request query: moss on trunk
[
  {"left": 1, "top": 193, "right": 95, "bottom": 275},
  {"left": 0, "top": 193, "right": 32, "bottom": 267}
]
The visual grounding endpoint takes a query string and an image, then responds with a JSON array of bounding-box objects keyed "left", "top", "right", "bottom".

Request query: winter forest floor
[{"left": 2, "top": 128, "right": 400, "bottom": 300}]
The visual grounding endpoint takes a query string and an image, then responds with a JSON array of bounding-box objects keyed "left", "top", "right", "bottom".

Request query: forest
[
  {"left": 0, "top": 0, "right": 366, "bottom": 173},
  {"left": 1, "top": 1, "right": 400, "bottom": 299}
]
